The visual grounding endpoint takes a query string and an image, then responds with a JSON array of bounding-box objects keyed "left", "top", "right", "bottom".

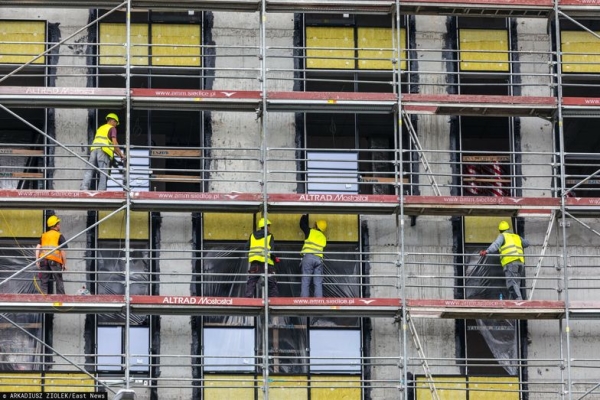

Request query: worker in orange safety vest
[{"left": 35, "top": 215, "right": 68, "bottom": 294}]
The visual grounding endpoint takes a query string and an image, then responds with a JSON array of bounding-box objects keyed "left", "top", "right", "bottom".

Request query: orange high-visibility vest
[{"left": 40, "top": 230, "right": 64, "bottom": 264}]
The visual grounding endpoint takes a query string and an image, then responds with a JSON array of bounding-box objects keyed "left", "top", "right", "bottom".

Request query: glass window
[
  {"left": 97, "top": 326, "right": 122, "bottom": 372},
  {"left": 204, "top": 328, "right": 255, "bottom": 372},
  {"left": 309, "top": 330, "right": 361, "bottom": 372},
  {"left": 97, "top": 326, "right": 150, "bottom": 373}
]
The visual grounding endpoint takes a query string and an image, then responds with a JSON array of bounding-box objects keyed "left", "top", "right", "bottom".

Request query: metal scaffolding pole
[{"left": 553, "top": 2, "right": 573, "bottom": 398}]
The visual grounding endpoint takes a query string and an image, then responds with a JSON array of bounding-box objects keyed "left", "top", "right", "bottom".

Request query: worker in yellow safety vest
[
  {"left": 245, "top": 217, "right": 280, "bottom": 297},
  {"left": 80, "top": 113, "right": 127, "bottom": 191},
  {"left": 299, "top": 214, "right": 327, "bottom": 297},
  {"left": 35, "top": 215, "right": 68, "bottom": 294},
  {"left": 480, "top": 220, "right": 530, "bottom": 300}
]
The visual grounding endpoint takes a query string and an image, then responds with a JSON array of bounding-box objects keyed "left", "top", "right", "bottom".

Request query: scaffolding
[{"left": 1, "top": 0, "right": 600, "bottom": 399}]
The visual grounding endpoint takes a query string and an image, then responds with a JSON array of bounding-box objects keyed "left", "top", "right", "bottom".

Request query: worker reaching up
[
  {"left": 80, "top": 113, "right": 127, "bottom": 191},
  {"left": 245, "top": 217, "right": 280, "bottom": 297},
  {"left": 299, "top": 214, "right": 327, "bottom": 297},
  {"left": 480, "top": 220, "right": 530, "bottom": 300}
]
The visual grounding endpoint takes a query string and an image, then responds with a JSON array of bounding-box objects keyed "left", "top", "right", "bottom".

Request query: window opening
[{"left": 0, "top": 241, "right": 45, "bottom": 371}]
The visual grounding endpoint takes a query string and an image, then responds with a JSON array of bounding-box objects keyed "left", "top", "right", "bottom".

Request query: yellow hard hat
[
  {"left": 316, "top": 220, "right": 327, "bottom": 232},
  {"left": 47, "top": 215, "right": 61, "bottom": 227},
  {"left": 257, "top": 218, "right": 271, "bottom": 229},
  {"left": 106, "top": 113, "right": 120, "bottom": 125},
  {"left": 498, "top": 221, "right": 510, "bottom": 231}
]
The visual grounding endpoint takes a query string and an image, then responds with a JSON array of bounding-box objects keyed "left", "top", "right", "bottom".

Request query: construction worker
[
  {"left": 35, "top": 215, "right": 67, "bottom": 295},
  {"left": 480, "top": 220, "right": 530, "bottom": 300},
  {"left": 80, "top": 113, "right": 127, "bottom": 191},
  {"left": 245, "top": 217, "right": 279, "bottom": 297},
  {"left": 299, "top": 214, "right": 327, "bottom": 297}
]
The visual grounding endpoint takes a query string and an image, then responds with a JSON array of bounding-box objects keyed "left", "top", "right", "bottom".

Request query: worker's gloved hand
[
  {"left": 479, "top": 250, "right": 487, "bottom": 257},
  {"left": 274, "top": 257, "right": 281, "bottom": 263}
]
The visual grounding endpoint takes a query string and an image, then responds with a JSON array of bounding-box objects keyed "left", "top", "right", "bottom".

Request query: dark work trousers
[
  {"left": 245, "top": 261, "right": 279, "bottom": 297},
  {"left": 40, "top": 260, "right": 65, "bottom": 295},
  {"left": 504, "top": 261, "right": 524, "bottom": 300},
  {"left": 300, "top": 253, "right": 324, "bottom": 297}
]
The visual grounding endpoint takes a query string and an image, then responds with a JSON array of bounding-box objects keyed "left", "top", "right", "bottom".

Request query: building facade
[{"left": 0, "top": 1, "right": 598, "bottom": 399}]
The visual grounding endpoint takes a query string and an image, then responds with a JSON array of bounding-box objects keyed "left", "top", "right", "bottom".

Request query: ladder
[
  {"left": 402, "top": 110, "right": 441, "bottom": 196},
  {"left": 407, "top": 312, "right": 441, "bottom": 400},
  {"left": 529, "top": 210, "right": 556, "bottom": 300}
]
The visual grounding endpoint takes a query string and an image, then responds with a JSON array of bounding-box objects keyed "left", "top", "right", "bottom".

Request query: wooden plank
[
  {"left": 462, "top": 155, "right": 510, "bottom": 162},
  {"left": 151, "top": 174, "right": 201, "bottom": 182},
  {"left": 0, "top": 148, "right": 43, "bottom": 156},
  {"left": 361, "top": 176, "right": 409, "bottom": 184},
  {"left": 0, "top": 323, "right": 41, "bottom": 329},
  {"left": 150, "top": 149, "right": 202, "bottom": 158},
  {"left": 463, "top": 177, "right": 511, "bottom": 183},
  {"left": 0, "top": 172, "right": 43, "bottom": 178}
]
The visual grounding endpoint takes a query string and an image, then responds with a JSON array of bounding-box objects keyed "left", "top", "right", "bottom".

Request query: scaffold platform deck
[{"left": 0, "top": 294, "right": 585, "bottom": 320}]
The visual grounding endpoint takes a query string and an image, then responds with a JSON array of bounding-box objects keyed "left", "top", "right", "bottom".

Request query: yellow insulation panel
[
  {"left": 310, "top": 375, "right": 361, "bottom": 400},
  {"left": 0, "top": 21, "right": 45, "bottom": 64},
  {"left": 258, "top": 376, "right": 308, "bottom": 400},
  {"left": 561, "top": 31, "right": 600, "bottom": 73},
  {"left": 306, "top": 27, "right": 355, "bottom": 69},
  {"left": 0, "top": 210, "right": 43, "bottom": 238},
  {"left": 416, "top": 375, "right": 467, "bottom": 400},
  {"left": 44, "top": 373, "right": 95, "bottom": 392},
  {"left": 459, "top": 29, "right": 509, "bottom": 72},
  {"left": 302, "top": 214, "right": 358, "bottom": 242},
  {"left": 358, "top": 27, "right": 406, "bottom": 70},
  {"left": 204, "top": 374, "right": 255, "bottom": 399},
  {"left": 98, "top": 210, "right": 149, "bottom": 240},
  {"left": 100, "top": 23, "right": 149, "bottom": 66},
  {"left": 152, "top": 24, "right": 201, "bottom": 66},
  {"left": 464, "top": 216, "right": 511, "bottom": 244},
  {"left": 204, "top": 213, "right": 254, "bottom": 241},
  {"left": 469, "top": 376, "right": 519, "bottom": 399},
  {"left": 0, "top": 373, "right": 42, "bottom": 392}
]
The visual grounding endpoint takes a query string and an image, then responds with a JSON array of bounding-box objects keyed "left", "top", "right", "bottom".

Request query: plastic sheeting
[
  {"left": 96, "top": 244, "right": 150, "bottom": 325},
  {"left": 465, "top": 252, "right": 518, "bottom": 376},
  {"left": 199, "top": 242, "right": 362, "bottom": 373},
  {"left": 0, "top": 245, "right": 43, "bottom": 371}
]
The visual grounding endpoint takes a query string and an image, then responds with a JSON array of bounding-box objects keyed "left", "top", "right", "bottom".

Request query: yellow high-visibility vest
[
  {"left": 301, "top": 229, "right": 326, "bottom": 259},
  {"left": 90, "top": 123, "right": 114, "bottom": 159},
  {"left": 499, "top": 232, "right": 524, "bottom": 266},
  {"left": 248, "top": 233, "right": 273, "bottom": 265}
]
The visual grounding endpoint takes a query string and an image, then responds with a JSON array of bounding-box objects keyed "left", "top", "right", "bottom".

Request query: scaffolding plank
[
  {"left": 402, "top": 93, "right": 557, "bottom": 118},
  {"left": 562, "top": 97, "right": 600, "bottom": 117},
  {"left": 0, "top": 294, "right": 125, "bottom": 313},
  {"left": 131, "top": 88, "right": 262, "bottom": 112},
  {"left": 268, "top": 91, "right": 397, "bottom": 114},
  {"left": 403, "top": 195, "right": 560, "bottom": 216},
  {"left": 0, "top": 0, "right": 570, "bottom": 16},
  {"left": 269, "top": 297, "right": 402, "bottom": 317},
  {"left": 267, "top": 193, "right": 401, "bottom": 215},
  {"left": 407, "top": 299, "right": 566, "bottom": 319},
  {"left": 0, "top": 0, "right": 263, "bottom": 11},
  {"left": 0, "top": 295, "right": 590, "bottom": 320},
  {"left": 0, "top": 86, "right": 563, "bottom": 117},
  {"left": 564, "top": 197, "right": 600, "bottom": 216},
  {"left": 0, "top": 86, "right": 126, "bottom": 108},
  {"left": 0, "top": 189, "right": 126, "bottom": 210},
  {"left": 130, "top": 295, "right": 264, "bottom": 315},
  {"left": 131, "top": 191, "right": 263, "bottom": 212},
  {"left": 0, "top": 190, "right": 579, "bottom": 216}
]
